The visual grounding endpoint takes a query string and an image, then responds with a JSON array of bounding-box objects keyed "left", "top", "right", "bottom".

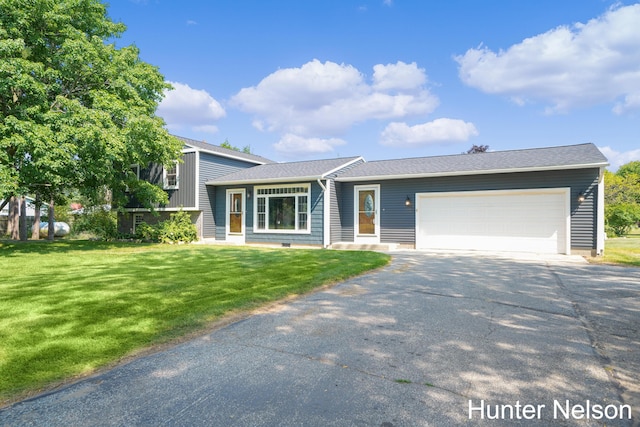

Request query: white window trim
[
  {"left": 132, "top": 213, "right": 144, "bottom": 234},
  {"left": 163, "top": 161, "right": 179, "bottom": 190},
  {"left": 253, "top": 183, "right": 311, "bottom": 234}
]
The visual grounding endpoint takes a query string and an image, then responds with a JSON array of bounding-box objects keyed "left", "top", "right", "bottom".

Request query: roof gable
[
  {"left": 207, "top": 156, "right": 363, "bottom": 185},
  {"left": 175, "top": 135, "right": 274, "bottom": 165}
]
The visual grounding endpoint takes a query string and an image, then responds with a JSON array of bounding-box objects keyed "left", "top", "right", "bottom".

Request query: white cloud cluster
[
  {"left": 231, "top": 59, "right": 442, "bottom": 156},
  {"left": 598, "top": 146, "right": 640, "bottom": 171},
  {"left": 381, "top": 119, "right": 479, "bottom": 147},
  {"left": 273, "top": 134, "right": 347, "bottom": 158},
  {"left": 456, "top": 4, "right": 640, "bottom": 114},
  {"left": 157, "top": 81, "right": 226, "bottom": 134}
]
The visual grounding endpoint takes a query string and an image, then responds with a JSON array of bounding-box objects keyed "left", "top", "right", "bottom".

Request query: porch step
[{"left": 330, "top": 243, "right": 391, "bottom": 251}]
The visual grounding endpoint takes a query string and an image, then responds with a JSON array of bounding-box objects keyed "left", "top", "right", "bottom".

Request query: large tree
[
  {"left": 604, "top": 166, "right": 640, "bottom": 236},
  {"left": 0, "top": 0, "right": 182, "bottom": 239}
]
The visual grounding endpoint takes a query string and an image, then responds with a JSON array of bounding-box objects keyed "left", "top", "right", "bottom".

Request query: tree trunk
[
  {"left": 33, "top": 194, "right": 41, "bottom": 240},
  {"left": 47, "top": 198, "right": 55, "bottom": 241},
  {"left": 19, "top": 196, "right": 27, "bottom": 241},
  {"left": 9, "top": 196, "right": 19, "bottom": 240}
]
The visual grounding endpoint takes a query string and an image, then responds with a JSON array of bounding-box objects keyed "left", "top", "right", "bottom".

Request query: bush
[
  {"left": 605, "top": 203, "right": 640, "bottom": 237},
  {"left": 72, "top": 209, "right": 118, "bottom": 240},
  {"left": 135, "top": 210, "right": 197, "bottom": 244}
]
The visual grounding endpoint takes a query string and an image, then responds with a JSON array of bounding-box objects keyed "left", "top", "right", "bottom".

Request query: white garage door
[{"left": 416, "top": 189, "right": 570, "bottom": 254}]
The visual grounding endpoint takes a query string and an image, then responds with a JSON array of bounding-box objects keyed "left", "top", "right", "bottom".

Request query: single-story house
[{"left": 119, "top": 138, "right": 608, "bottom": 256}]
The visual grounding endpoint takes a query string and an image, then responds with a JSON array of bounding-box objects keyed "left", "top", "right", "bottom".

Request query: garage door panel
[{"left": 417, "top": 190, "right": 569, "bottom": 254}]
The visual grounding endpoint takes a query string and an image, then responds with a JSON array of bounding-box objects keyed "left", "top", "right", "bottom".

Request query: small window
[
  {"left": 132, "top": 213, "right": 144, "bottom": 234},
  {"left": 163, "top": 162, "right": 179, "bottom": 189}
]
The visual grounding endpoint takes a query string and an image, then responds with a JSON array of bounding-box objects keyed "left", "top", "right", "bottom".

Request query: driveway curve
[{"left": 1, "top": 252, "right": 638, "bottom": 427}]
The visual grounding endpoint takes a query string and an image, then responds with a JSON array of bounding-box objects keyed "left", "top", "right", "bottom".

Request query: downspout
[
  {"left": 597, "top": 167, "right": 606, "bottom": 255},
  {"left": 317, "top": 178, "right": 330, "bottom": 248}
]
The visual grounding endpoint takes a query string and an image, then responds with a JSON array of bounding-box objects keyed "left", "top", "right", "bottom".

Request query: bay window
[{"left": 254, "top": 184, "right": 310, "bottom": 233}]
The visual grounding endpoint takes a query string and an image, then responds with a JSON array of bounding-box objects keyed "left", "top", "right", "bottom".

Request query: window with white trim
[
  {"left": 125, "top": 164, "right": 140, "bottom": 192},
  {"left": 132, "top": 213, "right": 144, "bottom": 234},
  {"left": 163, "top": 162, "right": 178, "bottom": 189},
  {"left": 254, "top": 184, "right": 310, "bottom": 232}
]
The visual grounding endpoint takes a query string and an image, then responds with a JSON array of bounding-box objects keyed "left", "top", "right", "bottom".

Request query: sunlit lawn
[
  {"left": 591, "top": 227, "right": 640, "bottom": 267},
  {"left": 0, "top": 241, "right": 389, "bottom": 404}
]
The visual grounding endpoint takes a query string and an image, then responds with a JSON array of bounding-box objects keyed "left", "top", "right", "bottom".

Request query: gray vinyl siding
[
  {"left": 198, "top": 152, "right": 262, "bottom": 238},
  {"left": 340, "top": 168, "right": 600, "bottom": 250},
  {"left": 326, "top": 159, "right": 364, "bottom": 245},
  {"left": 127, "top": 153, "right": 196, "bottom": 209},
  {"left": 330, "top": 180, "right": 342, "bottom": 244},
  {"left": 166, "top": 152, "right": 196, "bottom": 208},
  {"left": 215, "top": 181, "right": 325, "bottom": 245}
]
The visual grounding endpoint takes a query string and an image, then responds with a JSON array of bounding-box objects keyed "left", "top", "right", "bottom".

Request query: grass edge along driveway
[{"left": 0, "top": 241, "right": 390, "bottom": 405}]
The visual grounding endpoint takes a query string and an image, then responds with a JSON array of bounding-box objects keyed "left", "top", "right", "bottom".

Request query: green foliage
[
  {"left": 220, "top": 139, "right": 251, "bottom": 154},
  {"left": 72, "top": 209, "right": 117, "bottom": 240},
  {"left": 0, "top": 0, "right": 182, "bottom": 214},
  {"left": 135, "top": 210, "right": 197, "bottom": 243},
  {"left": 616, "top": 161, "right": 640, "bottom": 178},
  {"left": 604, "top": 164, "right": 640, "bottom": 237},
  {"left": 605, "top": 204, "right": 640, "bottom": 237}
]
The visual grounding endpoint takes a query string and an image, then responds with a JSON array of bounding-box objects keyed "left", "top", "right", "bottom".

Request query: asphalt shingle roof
[
  {"left": 336, "top": 143, "right": 608, "bottom": 181},
  {"left": 207, "top": 157, "right": 362, "bottom": 185},
  {"left": 175, "top": 135, "right": 274, "bottom": 165}
]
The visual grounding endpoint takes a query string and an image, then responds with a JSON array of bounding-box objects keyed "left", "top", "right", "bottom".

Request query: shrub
[
  {"left": 134, "top": 210, "right": 197, "bottom": 244},
  {"left": 72, "top": 209, "right": 118, "bottom": 240},
  {"left": 158, "top": 210, "right": 198, "bottom": 244}
]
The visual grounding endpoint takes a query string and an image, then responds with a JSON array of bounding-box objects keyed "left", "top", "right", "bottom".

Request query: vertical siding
[
  {"left": 339, "top": 168, "right": 600, "bottom": 250},
  {"left": 166, "top": 152, "right": 196, "bottom": 208}
]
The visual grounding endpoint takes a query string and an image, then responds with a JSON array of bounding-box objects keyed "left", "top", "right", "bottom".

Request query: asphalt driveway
[{"left": 1, "top": 252, "right": 639, "bottom": 426}]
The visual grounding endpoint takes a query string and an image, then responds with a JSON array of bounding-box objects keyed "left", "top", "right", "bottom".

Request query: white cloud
[
  {"left": 380, "top": 118, "right": 479, "bottom": 147},
  {"left": 372, "top": 61, "right": 427, "bottom": 91},
  {"left": 598, "top": 146, "right": 640, "bottom": 171},
  {"left": 273, "top": 134, "right": 346, "bottom": 158},
  {"left": 157, "top": 81, "right": 226, "bottom": 134},
  {"left": 456, "top": 4, "right": 640, "bottom": 114},
  {"left": 231, "top": 59, "right": 438, "bottom": 138}
]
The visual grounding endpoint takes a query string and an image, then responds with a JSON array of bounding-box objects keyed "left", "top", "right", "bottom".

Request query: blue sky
[{"left": 106, "top": 0, "right": 640, "bottom": 169}]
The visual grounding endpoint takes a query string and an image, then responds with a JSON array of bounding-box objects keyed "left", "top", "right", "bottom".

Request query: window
[
  {"left": 132, "top": 213, "right": 144, "bottom": 234},
  {"left": 163, "top": 162, "right": 178, "bottom": 189},
  {"left": 254, "top": 184, "right": 310, "bottom": 233}
]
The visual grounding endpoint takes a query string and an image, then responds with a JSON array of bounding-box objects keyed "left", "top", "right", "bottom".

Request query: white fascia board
[
  {"left": 335, "top": 162, "right": 609, "bottom": 182},
  {"left": 206, "top": 176, "right": 323, "bottom": 186},
  {"left": 321, "top": 157, "right": 365, "bottom": 178},
  {"left": 183, "top": 144, "right": 268, "bottom": 165}
]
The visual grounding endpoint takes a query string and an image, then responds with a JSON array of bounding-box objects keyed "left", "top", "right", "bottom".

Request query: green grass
[
  {"left": 592, "top": 227, "right": 640, "bottom": 267},
  {"left": 0, "top": 241, "right": 389, "bottom": 403}
]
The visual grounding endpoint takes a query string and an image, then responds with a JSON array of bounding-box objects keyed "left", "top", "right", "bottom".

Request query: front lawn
[
  {"left": 0, "top": 241, "right": 389, "bottom": 404},
  {"left": 591, "top": 227, "right": 640, "bottom": 267}
]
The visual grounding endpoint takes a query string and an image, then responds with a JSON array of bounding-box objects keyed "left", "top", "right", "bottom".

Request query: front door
[
  {"left": 226, "top": 189, "right": 245, "bottom": 244},
  {"left": 354, "top": 185, "right": 380, "bottom": 243}
]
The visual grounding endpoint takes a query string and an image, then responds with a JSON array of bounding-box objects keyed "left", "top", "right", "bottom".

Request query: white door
[
  {"left": 354, "top": 185, "right": 380, "bottom": 244},
  {"left": 226, "top": 189, "right": 245, "bottom": 244},
  {"left": 416, "top": 189, "right": 570, "bottom": 254}
]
